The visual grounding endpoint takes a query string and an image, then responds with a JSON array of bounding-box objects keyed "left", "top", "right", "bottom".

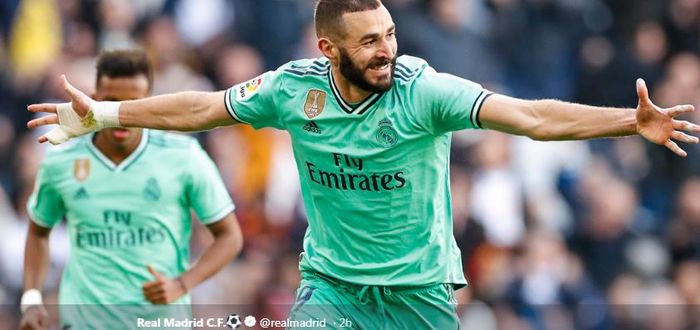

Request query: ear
[{"left": 318, "top": 38, "right": 339, "bottom": 66}]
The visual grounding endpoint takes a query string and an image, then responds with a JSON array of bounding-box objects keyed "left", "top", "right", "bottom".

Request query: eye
[{"left": 363, "top": 39, "right": 376, "bottom": 46}]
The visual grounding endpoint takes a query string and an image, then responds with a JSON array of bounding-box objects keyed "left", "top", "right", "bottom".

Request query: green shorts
[{"left": 288, "top": 271, "right": 459, "bottom": 330}]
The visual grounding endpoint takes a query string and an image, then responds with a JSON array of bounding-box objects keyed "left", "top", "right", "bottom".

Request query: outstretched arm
[
  {"left": 480, "top": 79, "right": 700, "bottom": 156},
  {"left": 27, "top": 76, "right": 236, "bottom": 144},
  {"left": 122, "top": 91, "right": 233, "bottom": 131}
]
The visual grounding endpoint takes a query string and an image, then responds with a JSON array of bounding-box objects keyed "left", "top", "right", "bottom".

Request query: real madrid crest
[
  {"left": 304, "top": 89, "right": 326, "bottom": 119},
  {"left": 73, "top": 159, "right": 91, "bottom": 182},
  {"left": 376, "top": 118, "right": 398, "bottom": 147}
]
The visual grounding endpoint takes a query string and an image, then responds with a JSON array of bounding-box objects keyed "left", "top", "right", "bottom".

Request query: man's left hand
[
  {"left": 142, "top": 265, "right": 186, "bottom": 304},
  {"left": 635, "top": 78, "right": 700, "bottom": 157}
]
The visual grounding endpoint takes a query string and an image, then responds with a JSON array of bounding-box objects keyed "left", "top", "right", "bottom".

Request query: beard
[{"left": 338, "top": 48, "right": 396, "bottom": 93}]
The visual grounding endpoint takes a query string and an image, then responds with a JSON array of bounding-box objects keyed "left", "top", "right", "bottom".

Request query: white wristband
[
  {"left": 92, "top": 101, "right": 121, "bottom": 128},
  {"left": 20, "top": 289, "right": 43, "bottom": 313},
  {"left": 46, "top": 100, "right": 122, "bottom": 145}
]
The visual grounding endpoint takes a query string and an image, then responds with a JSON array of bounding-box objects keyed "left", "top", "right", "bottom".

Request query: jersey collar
[
  {"left": 328, "top": 69, "right": 383, "bottom": 115},
  {"left": 87, "top": 129, "right": 149, "bottom": 172}
]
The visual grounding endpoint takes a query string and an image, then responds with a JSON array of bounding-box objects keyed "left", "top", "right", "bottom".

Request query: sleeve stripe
[
  {"left": 224, "top": 88, "right": 249, "bottom": 124},
  {"left": 475, "top": 93, "right": 494, "bottom": 129},
  {"left": 395, "top": 62, "right": 417, "bottom": 76},
  {"left": 26, "top": 206, "right": 56, "bottom": 229},
  {"left": 199, "top": 203, "right": 235, "bottom": 224},
  {"left": 470, "top": 91, "right": 492, "bottom": 129},
  {"left": 468, "top": 91, "right": 484, "bottom": 128}
]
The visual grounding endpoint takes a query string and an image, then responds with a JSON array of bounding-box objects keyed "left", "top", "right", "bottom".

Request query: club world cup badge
[
  {"left": 304, "top": 89, "right": 326, "bottom": 119},
  {"left": 73, "top": 159, "right": 91, "bottom": 182}
]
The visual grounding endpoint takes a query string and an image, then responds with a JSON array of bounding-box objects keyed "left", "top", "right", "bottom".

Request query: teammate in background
[
  {"left": 21, "top": 50, "right": 243, "bottom": 330},
  {"left": 27, "top": 1, "right": 700, "bottom": 328}
]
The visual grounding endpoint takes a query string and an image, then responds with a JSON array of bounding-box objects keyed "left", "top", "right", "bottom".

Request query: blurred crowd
[{"left": 1, "top": 0, "right": 700, "bottom": 329}]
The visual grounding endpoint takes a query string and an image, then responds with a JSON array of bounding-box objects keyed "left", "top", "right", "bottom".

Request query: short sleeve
[
  {"left": 224, "top": 70, "right": 285, "bottom": 130},
  {"left": 411, "top": 67, "right": 492, "bottom": 134},
  {"left": 186, "top": 143, "right": 235, "bottom": 224},
  {"left": 26, "top": 161, "right": 66, "bottom": 228}
]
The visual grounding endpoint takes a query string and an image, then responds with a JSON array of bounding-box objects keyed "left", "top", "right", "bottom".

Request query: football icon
[{"left": 225, "top": 314, "right": 242, "bottom": 329}]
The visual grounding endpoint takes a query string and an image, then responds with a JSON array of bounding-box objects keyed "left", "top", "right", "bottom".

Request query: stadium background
[{"left": 1, "top": 0, "right": 700, "bottom": 329}]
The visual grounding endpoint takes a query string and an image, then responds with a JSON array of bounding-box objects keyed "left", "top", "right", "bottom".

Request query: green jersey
[
  {"left": 27, "top": 129, "right": 234, "bottom": 305},
  {"left": 225, "top": 55, "right": 490, "bottom": 286}
]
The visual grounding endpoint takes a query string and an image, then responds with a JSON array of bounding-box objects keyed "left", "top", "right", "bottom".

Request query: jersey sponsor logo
[
  {"left": 376, "top": 118, "right": 398, "bottom": 147},
  {"left": 304, "top": 89, "right": 326, "bottom": 119},
  {"left": 303, "top": 121, "right": 322, "bottom": 134},
  {"left": 305, "top": 153, "right": 407, "bottom": 192},
  {"left": 235, "top": 75, "right": 264, "bottom": 101},
  {"left": 75, "top": 225, "right": 167, "bottom": 249},
  {"left": 73, "top": 187, "right": 90, "bottom": 200},
  {"left": 73, "top": 159, "right": 91, "bottom": 182},
  {"left": 143, "top": 177, "right": 161, "bottom": 201},
  {"left": 75, "top": 209, "right": 167, "bottom": 249}
]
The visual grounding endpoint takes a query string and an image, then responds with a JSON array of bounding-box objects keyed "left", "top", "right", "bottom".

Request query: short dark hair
[
  {"left": 314, "top": 0, "right": 382, "bottom": 39},
  {"left": 96, "top": 49, "right": 154, "bottom": 92}
]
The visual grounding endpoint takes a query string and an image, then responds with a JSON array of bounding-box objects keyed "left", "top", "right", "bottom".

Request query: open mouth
[{"left": 368, "top": 62, "right": 392, "bottom": 74}]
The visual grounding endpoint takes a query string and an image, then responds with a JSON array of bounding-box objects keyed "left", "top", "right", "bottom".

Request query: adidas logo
[
  {"left": 303, "top": 121, "right": 322, "bottom": 134},
  {"left": 73, "top": 187, "right": 89, "bottom": 200}
]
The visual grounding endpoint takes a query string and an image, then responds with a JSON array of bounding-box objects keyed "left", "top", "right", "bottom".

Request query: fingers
[
  {"left": 146, "top": 294, "right": 167, "bottom": 304},
  {"left": 143, "top": 288, "right": 165, "bottom": 298},
  {"left": 142, "top": 289, "right": 161, "bottom": 304},
  {"left": 636, "top": 78, "right": 650, "bottom": 104},
  {"left": 142, "top": 283, "right": 167, "bottom": 304},
  {"left": 142, "top": 272, "right": 165, "bottom": 295},
  {"left": 142, "top": 271, "right": 178, "bottom": 304},
  {"left": 20, "top": 319, "right": 36, "bottom": 330},
  {"left": 673, "top": 120, "right": 700, "bottom": 133},
  {"left": 27, "top": 115, "right": 59, "bottom": 129},
  {"left": 142, "top": 280, "right": 160, "bottom": 291},
  {"left": 667, "top": 104, "right": 695, "bottom": 117},
  {"left": 143, "top": 287, "right": 165, "bottom": 304},
  {"left": 30, "top": 117, "right": 63, "bottom": 144},
  {"left": 671, "top": 131, "right": 699, "bottom": 144},
  {"left": 44, "top": 127, "right": 71, "bottom": 145},
  {"left": 60, "top": 75, "right": 84, "bottom": 103},
  {"left": 37, "top": 313, "right": 48, "bottom": 330},
  {"left": 664, "top": 139, "right": 687, "bottom": 157},
  {"left": 147, "top": 264, "right": 165, "bottom": 281},
  {"left": 59, "top": 75, "right": 91, "bottom": 117},
  {"left": 27, "top": 104, "right": 57, "bottom": 114},
  {"left": 20, "top": 319, "right": 41, "bottom": 330},
  {"left": 20, "top": 309, "right": 47, "bottom": 330}
]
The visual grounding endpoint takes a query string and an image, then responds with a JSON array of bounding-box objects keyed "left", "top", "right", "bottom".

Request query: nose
[{"left": 377, "top": 37, "right": 395, "bottom": 59}]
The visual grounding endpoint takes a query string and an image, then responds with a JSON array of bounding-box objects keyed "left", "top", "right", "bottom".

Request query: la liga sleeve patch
[{"left": 235, "top": 75, "right": 265, "bottom": 101}]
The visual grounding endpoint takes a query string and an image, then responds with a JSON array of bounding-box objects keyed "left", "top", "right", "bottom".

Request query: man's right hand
[
  {"left": 27, "top": 75, "right": 120, "bottom": 145},
  {"left": 19, "top": 306, "right": 48, "bottom": 330}
]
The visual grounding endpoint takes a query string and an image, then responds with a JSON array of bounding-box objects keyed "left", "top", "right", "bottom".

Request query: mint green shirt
[
  {"left": 225, "top": 55, "right": 490, "bottom": 286},
  {"left": 27, "top": 130, "right": 234, "bottom": 305}
]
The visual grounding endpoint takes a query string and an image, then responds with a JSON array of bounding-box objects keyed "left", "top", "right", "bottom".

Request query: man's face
[
  {"left": 94, "top": 75, "right": 150, "bottom": 147},
  {"left": 336, "top": 5, "right": 397, "bottom": 93}
]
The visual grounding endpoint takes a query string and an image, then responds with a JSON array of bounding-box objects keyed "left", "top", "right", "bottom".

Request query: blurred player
[
  {"left": 21, "top": 50, "right": 243, "bottom": 330},
  {"left": 26, "top": 1, "right": 700, "bottom": 329}
]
